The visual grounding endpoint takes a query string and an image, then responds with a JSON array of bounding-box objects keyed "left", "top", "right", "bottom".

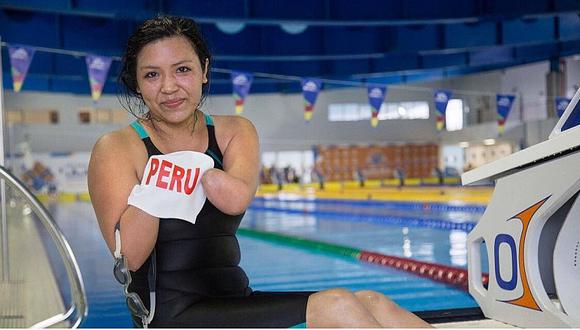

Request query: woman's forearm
[
  {"left": 201, "top": 168, "right": 256, "bottom": 215},
  {"left": 119, "top": 206, "right": 160, "bottom": 271}
]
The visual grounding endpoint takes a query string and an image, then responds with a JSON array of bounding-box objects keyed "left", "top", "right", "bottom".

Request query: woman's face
[{"left": 136, "top": 36, "right": 208, "bottom": 125}]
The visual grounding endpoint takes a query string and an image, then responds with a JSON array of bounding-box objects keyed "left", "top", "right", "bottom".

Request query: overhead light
[
  {"left": 459, "top": 142, "right": 469, "bottom": 148},
  {"left": 215, "top": 22, "right": 246, "bottom": 34},
  {"left": 280, "top": 23, "right": 308, "bottom": 34},
  {"left": 483, "top": 139, "right": 496, "bottom": 145}
]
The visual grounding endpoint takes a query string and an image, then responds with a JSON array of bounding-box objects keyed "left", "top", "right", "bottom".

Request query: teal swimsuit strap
[
  {"left": 202, "top": 113, "right": 223, "bottom": 167},
  {"left": 130, "top": 121, "right": 149, "bottom": 139},
  {"left": 130, "top": 115, "right": 222, "bottom": 167},
  {"left": 204, "top": 113, "right": 214, "bottom": 126},
  {"left": 131, "top": 113, "right": 213, "bottom": 137}
]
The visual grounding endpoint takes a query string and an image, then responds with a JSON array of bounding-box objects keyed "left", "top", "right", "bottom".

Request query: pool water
[{"left": 41, "top": 199, "right": 485, "bottom": 327}]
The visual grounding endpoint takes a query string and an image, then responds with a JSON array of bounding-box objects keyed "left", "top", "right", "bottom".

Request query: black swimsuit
[{"left": 128, "top": 114, "right": 313, "bottom": 328}]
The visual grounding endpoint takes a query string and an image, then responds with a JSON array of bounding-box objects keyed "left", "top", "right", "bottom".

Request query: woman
[{"left": 88, "top": 15, "right": 431, "bottom": 328}]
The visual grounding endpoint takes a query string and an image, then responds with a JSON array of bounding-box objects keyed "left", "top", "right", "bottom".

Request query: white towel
[{"left": 128, "top": 151, "right": 214, "bottom": 224}]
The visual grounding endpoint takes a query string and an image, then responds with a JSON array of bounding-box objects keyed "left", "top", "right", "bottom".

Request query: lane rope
[
  {"left": 252, "top": 196, "right": 487, "bottom": 213},
  {"left": 248, "top": 205, "right": 477, "bottom": 232},
  {"left": 238, "top": 228, "right": 489, "bottom": 291}
]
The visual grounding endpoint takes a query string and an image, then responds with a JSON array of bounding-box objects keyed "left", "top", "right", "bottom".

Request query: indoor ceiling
[{"left": 1, "top": 0, "right": 580, "bottom": 95}]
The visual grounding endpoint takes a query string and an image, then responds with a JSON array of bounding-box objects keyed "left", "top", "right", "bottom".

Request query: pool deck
[
  {"left": 256, "top": 185, "right": 493, "bottom": 204},
  {"left": 437, "top": 319, "right": 515, "bottom": 328},
  {"left": 0, "top": 200, "right": 67, "bottom": 328}
]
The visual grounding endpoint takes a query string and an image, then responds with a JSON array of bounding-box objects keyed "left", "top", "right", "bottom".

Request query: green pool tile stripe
[{"left": 237, "top": 228, "right": 361, "bottom": 259}]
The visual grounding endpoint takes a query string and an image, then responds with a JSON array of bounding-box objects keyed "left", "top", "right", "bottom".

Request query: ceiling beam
[{"left": 2, "top": 2, "right": 579, "bottom": 27}]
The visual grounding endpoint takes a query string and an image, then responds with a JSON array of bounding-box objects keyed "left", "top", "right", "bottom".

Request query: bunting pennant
[
  {"left": 433, "top": 89, "right": 452, "bottom": 131},
  {"left": 496, "top": 94, "right": 516, "bottom": 135},
  {"left": 85, "top": 54, "right": 113, "bottom": 101},
  {"left": 555, "top": 97, "right": 571, "bottom": 118},
  {"left": 231, "top": 71, "right": 253, "bottom": 114},
  {"left": 301, "top": 78, "right": 322, "bottom": 122},
  {"left": 367, "top": 85, "right": 387, "bottom": 127},
  {"left": 8, "top": 45, "right": 36, "bottom": 93}
]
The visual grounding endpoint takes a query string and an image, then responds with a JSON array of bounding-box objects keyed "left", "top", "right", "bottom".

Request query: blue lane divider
[
  {"left": 252, "top": 196, "right": 486, "bottom": 213},
  {"left": 248, "top": 205, "right": 476, "bottom": 232}
]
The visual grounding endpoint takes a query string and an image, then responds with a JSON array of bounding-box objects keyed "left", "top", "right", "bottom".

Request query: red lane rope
[{"left": 359, "top": 251, "right": 489, "bottom": 290}]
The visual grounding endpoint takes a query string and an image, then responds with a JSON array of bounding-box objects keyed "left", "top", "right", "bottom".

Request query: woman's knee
[
  {"left": 306, "top": 288, "right": 379, "bottom": 327},
  {"left": 309, "top": 288, "right": 357, "bottom": 308},
  {"left": 354, "top": 290, "right": 399, "bottom": 311},
  {"left": 307, "top": 289, "right": 358, "bottom": 317}
]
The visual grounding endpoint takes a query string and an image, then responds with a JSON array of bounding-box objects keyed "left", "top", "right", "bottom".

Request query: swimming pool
[{"left": 42, "top": 198, "right": 485, "bottom": 327}]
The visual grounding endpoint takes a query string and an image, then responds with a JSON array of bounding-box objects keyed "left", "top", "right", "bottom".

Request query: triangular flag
[
  {"left": 86, "top": 54, "right": 113, "bottom": 101},
  {"left": 368, "top": 85, "right": 387, "bottom": 127},
  {"left": 433, "top": 89, "right": 452, "bottom": 131},
  {"left": 301, "top": 78, "right": 322, "bottom": 122},
  {"left": 555, "top": 97, "right": 571, "bottom": 118},
  {"left": 8, "top": 45, "right": 36, "bottom": 92},
  {"left": 496, "top": 94, "right": 516, "bottom": 135},
  {"left": 231, "top": 71, "right": 253, "bottom": 115}
]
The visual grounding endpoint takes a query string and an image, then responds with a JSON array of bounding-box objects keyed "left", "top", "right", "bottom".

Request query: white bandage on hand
[{"left": 127, "top": 151, "right": 214, "bottom": 224}]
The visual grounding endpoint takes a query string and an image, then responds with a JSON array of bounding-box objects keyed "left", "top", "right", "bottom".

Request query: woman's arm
[
  {"left": 88, "top": 130, "right": 159, "bottom": 271},
  {"left": 201, "top": 116, "right": 260, "bottom": 215}
]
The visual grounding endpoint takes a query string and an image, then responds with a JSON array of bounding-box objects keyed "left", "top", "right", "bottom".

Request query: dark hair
[{"left": 118, "top": 15, "right": 212, "bottom": 118}]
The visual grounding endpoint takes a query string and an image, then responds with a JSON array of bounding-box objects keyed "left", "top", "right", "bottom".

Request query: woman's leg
[
  {"left": 353, "top": 290, "right": 432, "bottom": 328},
  {"left": 306, "top": 288, "right": 382, "bottom": 327}
]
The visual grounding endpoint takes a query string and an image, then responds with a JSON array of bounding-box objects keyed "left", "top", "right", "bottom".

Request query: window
[
  {"left": 22, "top": 109, "right": 58, "bottom": 124},
  {"left": 7, "top": 110, "right": 23, "bottom": 124},
  {"left": 49, "top": 110, "right": 59, "bottom": 124},
  {"left": 96, "top": 109, "right": 112, "bottom": 123},
  {"left": 79, "top": 111, "right": 91, "bottom": 124},
  {"left": 328, "top": 101, "right": 429, "bottom": 122},
  {"left": 445, "top": 99, "right": 464, "bottom": 131}
]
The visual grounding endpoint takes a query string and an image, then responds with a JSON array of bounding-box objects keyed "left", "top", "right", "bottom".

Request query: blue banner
[
  {"left": 85, "top": 54, "right": 113, "bottom": 101},
  {"left": 368, "top": 85, "right": 387, "bottom": 127},
  {"left": 8, "top": 44, "right": 36, "bottom": 92},
  {"left": 433, "top": 89, "right": 452, "bottom": 130},
  {"left": 555, "top": 97, "right": 571, "bottom": 118},
  {"left": 231, "top": 71, "right": 253, "bottom": 114},
  {"left": 301, "top": 78, "right": 322, "bottom": 121},
  {"left": 496, "top": 94, "right": 516, "bottom": 134}
]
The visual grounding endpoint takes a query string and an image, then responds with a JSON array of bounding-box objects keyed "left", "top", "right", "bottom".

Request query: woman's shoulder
[
  {"left": 209, "top": 114, "right": 256, "bottom": 131},
  {"left": 91, "top": 125, "right": 144, "bottom": 157}
]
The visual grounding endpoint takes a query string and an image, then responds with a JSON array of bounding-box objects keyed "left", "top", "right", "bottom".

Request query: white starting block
[{"left": 462, "top": 88, "right": 580, "bottom": 328}]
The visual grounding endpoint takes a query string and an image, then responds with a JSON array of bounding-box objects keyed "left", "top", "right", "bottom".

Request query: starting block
[{"left": 462, "top": 88, "right": 580, "bottom": 327}]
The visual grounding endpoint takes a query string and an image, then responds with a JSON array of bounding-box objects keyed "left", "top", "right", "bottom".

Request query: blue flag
[
  {"left": 368, "top": 85, "right": 387, "bottom": 127},
  {"left": 301, "top": 78, "right": 322, "bottom": 122},
  {"left": 231, "top": 71, "right": 253, "bottom": 114},
  {"left": 555, "top": 97, "right": 571, "bottom": 118},
  {"left": 86, "top": 54, "right": 113, "bottom": 101},
  {"left": 496, "top": 94, "right": 516, "bottom": 134},
  {"left": 433, "top": 89, "right": 452, "bottom": 131},
  {"left": 8, "top": 44, "right": 36, "bottom": 92}
]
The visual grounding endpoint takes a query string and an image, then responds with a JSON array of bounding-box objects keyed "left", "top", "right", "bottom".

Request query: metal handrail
[{"left": 0, "top": 165, "right": 88, "bottom": 328}]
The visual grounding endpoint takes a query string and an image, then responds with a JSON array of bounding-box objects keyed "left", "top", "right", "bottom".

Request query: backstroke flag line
[
  {"left": 231, "top": 71, "right": 253, "bottom": 115},
  {"left": 8, "top": 45, "right": 35, "bottom": 93}
]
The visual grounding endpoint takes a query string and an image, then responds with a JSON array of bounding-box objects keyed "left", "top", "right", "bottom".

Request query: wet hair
[{"left": 118, "top": 15, "right": 211, "bottom": 119}]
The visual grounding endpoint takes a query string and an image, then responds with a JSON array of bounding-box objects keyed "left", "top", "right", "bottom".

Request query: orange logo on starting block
[{"left": 498, "top": 197, "right": 550, "bottom": 311}]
